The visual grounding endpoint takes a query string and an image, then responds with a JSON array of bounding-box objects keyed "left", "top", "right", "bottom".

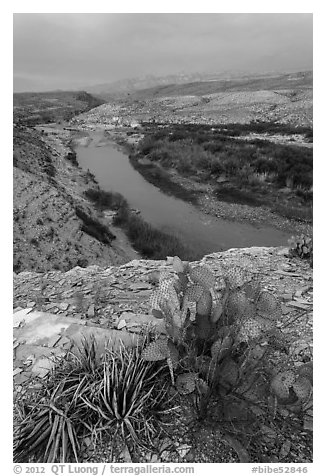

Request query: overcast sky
[{"left": 13, "top": 13, "right": 313, "bottom": 92}]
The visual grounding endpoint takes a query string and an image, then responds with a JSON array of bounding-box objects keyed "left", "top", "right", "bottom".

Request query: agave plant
[
  {"left": 80, "top": 339, "right": 175, "bottom": 451},
  {"left": 14, "top": 375, "right": 84, "bottom": 463},
  {"left": 14, "top": 336, "right": 101, "bottom": 463}
]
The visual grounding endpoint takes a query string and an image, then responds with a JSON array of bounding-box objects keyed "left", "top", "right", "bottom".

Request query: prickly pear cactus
[
  {"left": 219, "top": 358, "right": 239, "bottom": 386},
  {"left": 196, "top": 289, "right": 212, "bottom": 316},
  {"left": 141, "top": 339, "right": 169, "bottom": 361},
  {"left": 176, "top": 372, "right": 198, "bottom": 395},
  {"left": 210, "top": 300, "right": 223, "bottom": 323},
  {"left": 222, "top": 265, "right": 251, "bottom": 289},
  {"left": 142, "top": 255, "right": 312, "bottom": 428},
  {"left": 256, "top": 291, "right": 281, "bottom": 320},
  {"left": 270, "top": 370, "right": 296, "bottom": 400},
  {"left": 185, "top": 284, "right": 204, "bottom": 302},
  {"left": 288, "top": 234, "right": 313, "bottom": 263},
  {"left": 292, "top": 377, "right": 312, "bottom": 401},
  {"left": 189, "top": 265, "right": 215, "bottom": 290}
]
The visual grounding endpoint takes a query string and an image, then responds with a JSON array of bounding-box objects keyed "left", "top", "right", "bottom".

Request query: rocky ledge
[{"left": 13, "top": 246, "right": 312, "bottom": 389}]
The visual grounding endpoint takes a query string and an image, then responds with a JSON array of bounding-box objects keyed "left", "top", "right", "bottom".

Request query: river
[{"left": 75, "top": 131, "right": 290, "bottom": 257}]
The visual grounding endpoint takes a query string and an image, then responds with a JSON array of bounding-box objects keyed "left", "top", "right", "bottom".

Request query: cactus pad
[
  {"left": 292, "top": 377, "right": 312, "bottom": 401},
  {"left": 210, "top": 301, "right": 223, "bottom": 323},
  {"left": 225, "top": 290, "right": 248, "bottom": 321},
  {"left": 220, "top": 358, "right": 239, "bottom": 386},
  {"left": 189, "top": 265, "right": 215, "bottom": 290},
  {"left": 196, "top": 289, "right": 212, "bottom": 316},
  {"left": 196, "top": 314, "right": 212, "bottom": 339},
  {"left": 142, "top": 339, "right": 169, "bottom": 361},
  {"left": 256, "top": 291, "right": 280, "bottom": 318},
  {"left": 255, "top": 315, "right": 275, "bottom": 332},
  {"left": 185, "top": 284, "right": 204, "bottom": 302},
  {"left": 159, "top": 271, "right": 171, "bottom": 284},
  {"left": 297, "top": 363, "right": 313, "bottom": 384},
  {"left": 167, "top": 341, "right": 179, "bottom": 368},
  {"left": 176, "top": 372, "right": 198, "bottom": 394},
  {"left": 222, "top": 266, "right": 250, "bottom": 289},
  {"left": 150, "top": 290, "right": 162, "bottom": 311},
  {"left": 270, "top": 370, "right": 296, "bottom": 399},
  {"left": 238, "top": 318, "right": 262, "bottom": 341},
  {"left": 270, "top": 380, "right": 289, "bottom": 400}
]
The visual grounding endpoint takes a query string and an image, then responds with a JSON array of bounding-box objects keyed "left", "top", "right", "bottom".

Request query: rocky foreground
[
  {"left": 13, "top": 247, "right": 312, "bottom": 390},
  {"left": 13, "top": 246, "right": 313, "bottom": 462}
]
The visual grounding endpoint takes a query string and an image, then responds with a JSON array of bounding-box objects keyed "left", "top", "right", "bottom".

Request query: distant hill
[
  {"left": 128, "top": 71, "right": 312, "bottom": 100},
  {"left": 13, "top": 90, "right": 105, "bottom": 125},
  {"left": 85, "top": 70, "right": 312, "bottom": 100}
]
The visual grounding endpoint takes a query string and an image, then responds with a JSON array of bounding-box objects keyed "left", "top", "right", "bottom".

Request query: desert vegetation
[
  {"left": 14, "top": 335, "right": 172, "bottom": 463},
  {"left": 14, "top": 257, "right": 313, "bottom": 463},
  {"left": 85, "top": 188, "right": 198, "bottom": 260},
  {"left": 130, "top": 122, "right": 312, "bottom": 223}
]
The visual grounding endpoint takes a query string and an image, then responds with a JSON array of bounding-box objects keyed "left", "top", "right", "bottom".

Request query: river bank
[
  {"left": 14, "top": 123, "right": 141, "bottom": 273},
  {"left": 107, "top": 128, "right": 312, "bottom": 239}
]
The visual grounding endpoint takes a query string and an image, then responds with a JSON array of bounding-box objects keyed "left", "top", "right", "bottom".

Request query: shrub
[
  {"left": 75, "top": 206, "right": 115, "bottom": 244},
  {"left": 113, "top": 207, "right": 198, "bottom": 261},
  {"left": 84, "top": 189, "right": 127, "bottom": 211}
]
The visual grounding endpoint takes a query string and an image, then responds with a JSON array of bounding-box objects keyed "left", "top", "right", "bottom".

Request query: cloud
[{"left": 13, "top": 13, "right": 312, "bottom": 92}]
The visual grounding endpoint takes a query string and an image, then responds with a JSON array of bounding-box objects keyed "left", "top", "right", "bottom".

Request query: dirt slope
[{"left": 13, "top": 125, "right": 137, "bottom": 273}]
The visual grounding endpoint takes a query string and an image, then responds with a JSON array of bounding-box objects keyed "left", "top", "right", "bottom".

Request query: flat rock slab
[
  {"left": 118, "top": 312, "right": 166, "bottom": 334},
  {"left": 13, "top": 310, "right": 142, "bottom": 380},
  {"left": 13, "top": 311, "right": 85, "bottom": 346}
]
